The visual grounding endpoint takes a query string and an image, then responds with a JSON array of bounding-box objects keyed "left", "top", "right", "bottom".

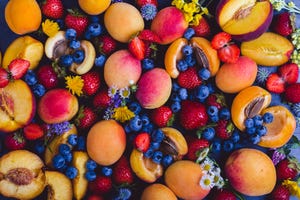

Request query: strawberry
[
  {"left": 177, "top": 67, "right": 202, "bottom": 89},
  {"left": 138, "top": 29, "right": 161, "bottom": 43},
  {"left": 215, "top": 120, "right": 234, "bottom": 140},
  {"left": 150, "top": 106, "right": 173, "bottom": 127},
  {"left": 270, "top": 185, "right": 290, "bottom": 200},
  {"left": 276, "top": 158, "right": 299, "bottom": 181},
  {"left": 186, "top": 138, "right": 209, "bottom": 161},
  {"left": 93, "top": 89, "right": 111, "bottom": 109},
  {"left": 112, "top": 156, "right": 134, "bottom": 185},
  {"left": 23, "top": 123, "right": 44, "bottom": 140},
  {"left": 128, "top": 36, "right": 146, "bottom": 60},
  {"left": 82, "top": 71, "right": 101, "bottom": 95},
  {"left": 213, "top": 189, "right": 236, "bottom": 200},
  {"left": 278, "top": 63, "right": 299, "bottom": 85},
  {"left": 134, "top": 132, "right": 151, "bottom": 152},
  {"left": 8, "top": 58, "right": 30, "bottom": 80},
  {"left": 0, "top": 68, "right": 9, "bottom": 88},
  {"left": 266, "top": 73, "right": 285, "bottom": 94},
  {"left": 285, "top": 83, "right": 300, "bottom": 103},
  {"left": 5, "top": 132, "right": 26, "bottom": 150},
  {"left": 65, "top": 9, "right": 89, "bottom": 37},
  {"left": 191, "top": 17, "right": 210, "bottom": 37},
  {"left": 41, "top": 0, "right": 64, "bottom": 19},
  {"left": 217, "top": 44, "right": 240, "bottom": 64},
  {"left": 211, "top": 32, "right": 231, "bottom": 50},
  {"left": 75, "top": 106, "right": 97, "bottom": 129},
  {"left": 37, "top": 65, "right": 59, "bottom": 89},
  {"left": 206, "top": 93, "right": 226, "bottom": 110},
  {"left": 180, "top": 100, "right": 208, "bottom": 130},
  {"left": 136, "top": 0, "right": 158, "bottom": 7},
  {"left": 89, "top": 176, "right": 112, "bottom": 194},
  {"left": 87, "top": 195, "right": 104, "bottom": 200},
  {"left": 98, "top": 35, "right": 117, "bottom": 55},
  {"left": 272, "top": 12, "right": 293, "bottom": 36}
]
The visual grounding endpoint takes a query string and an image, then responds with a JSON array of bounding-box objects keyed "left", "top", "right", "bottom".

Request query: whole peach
[{"left": 141, "top": 183, "right": 177, "bottom": 200}]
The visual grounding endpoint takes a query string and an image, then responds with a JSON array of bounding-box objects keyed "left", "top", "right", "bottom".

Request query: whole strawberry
[
  {"left": 270, "top": 185, "right": 290, "bottom": 200},
  {"left": 285, "top": 83, "right": 300, "bottom": 103},
  {"left": 93, "top": 89, "right": 111, "bottom": 109},
  {"left": 213, "top": 189, "right": 236, "bottom": 200},
  {"left": 272, "top": 12, "right": 293, "bottom": 36},
  {"left": 180, "top": 100, "right": 208, "bottom": 130},
  {"left": 89, "top": 176, "right": 112, "bottom": 195},
  {"left": 215, "top": 120, "right": 234, "bottom": 140},
  {"left": 112, "top": 156, "right": 134, "bottom": 185},
  {"left": 75, "top": 106, "right": 97, "bottom": 129},
  {"left": 37, "top": 65, "right": 59, "bottom": 89},
  {"left": 177, "top": 67, "right": 202, "bottom": 89},
  {"left": 5, "top": 132, "right": 26, "bottom": 150},
  {"left": 186, "top": 138, "right": 209, "bottom": 161},
  {"left": 98, "top": 35, "right": 117, "bottom": 55},
  {"left": 150, "top": 106, "right": 173, "bottom": 127},
  {"left": 23, "top": 123, "right": 44, "bottom": 140},
  {"left": 138, "top": 29, "right": 161, "bottom": 43},
  {"left": 82, "top": 71, "right": 101, "bottom": 95},
  {"left": 191, "top": 17, "right": 210, "bottom": 37},
  {"left": 276, "top": 158, "right": 299, "bottom": 181},
  {"left": 206, "top": 93, "right": 226, "bottom": 110},
  {"left": 65, "top": 9, "right": 89, "bottom": 37},
  {"left": 41, "top": 0, "right": 64, "bottom": 19},
  {"left": 136, "top": 0, "right": 158, "bottom": 7}
]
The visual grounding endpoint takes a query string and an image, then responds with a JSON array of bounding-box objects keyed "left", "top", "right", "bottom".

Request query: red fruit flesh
[
  {"left": 217, "top": 44, "right": 240, "bottom": 64},
  {"left": 278, "top": 63, "right": 299, "bottom": 84},
  {"left": 0, "top": 68, "right": 9, "bottom": 88},
  {"left": 8, "top": 58, "right": 30, "bottom": 80},
  {"left": 128, "top": 37, "right": 146, "bottom": 60},
  {"left": 266, "top": 73, "right": 285, "bottom": 94},
  {"left": 134, "top": 132, "right": 151, "bottom": 152},
  {"left": 211, "top": 32, "right": 231, "bottom": 50},
  {"left": 23, "top": 123, "right": 44, "bottom": 140}
]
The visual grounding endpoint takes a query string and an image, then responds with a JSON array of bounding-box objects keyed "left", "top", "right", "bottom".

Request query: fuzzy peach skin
[
  {"left": 104, "top": 49, "right": 142, "bottom": 88},
  {"left": 215, "top": 56, "right": 257, "bottom": 93},
  {"left": 38, "top": 89, "right": 78, "bottom": 124},
  {"left": 165, "top": 160, "right": 210, "bottom": 200},
  {"left": 141, "top": 183, "right": 177, "bottom": 200},
  {"left": 87, "top": 120, "right": 126, "bottom": 166},
  {"left": 151, "top": 6, "right": 188, "bottom": 45},
  {"left": 135, "top": 68, "right": 172, "bottom": 109},
  {"left": 225, "top": 148, "right": 276, "bottom": 196}
]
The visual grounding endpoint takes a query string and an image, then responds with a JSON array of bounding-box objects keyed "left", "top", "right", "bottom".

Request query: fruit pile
[{"left": 0, "top": 0, "right": 300, "bottom": 199}]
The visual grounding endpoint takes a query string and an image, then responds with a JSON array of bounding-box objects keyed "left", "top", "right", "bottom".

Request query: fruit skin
[
  {"left": 98, "top": 35, "right": 117, "bottom": 55},
  {"left": 272, "top": 12, "right": 293, "bottom": 36},
  {"left": 138, "top": 29, "right": 161, "bottom": 43},
  {"left": 179, "top": 100, "right": 208, "bottom": 130},
  {"left": 278, "top": 63, "right": 299, "bottom": 85},
  {"left": 4, "top": 132, "right": 26, "bottom": 150},
  {"left": 89, "top": 176, "right": 112, "bottom": 194},
  {"left": 141, "top": 183, "right": 177, "bottom": 200},
  {"left": 65, "top": 10, "right": 89, "bottom": 37},
  {"left": 186, "top": 138, "right": 209, "bottom": 161},
  {"left": 78, "top": 0, "right": 111, "bottom": 15},
  {"left": 285, "top": 83, "right": 300, "bottom": 103},
  {"left": 276, "top": 159, "right": 298, "bottom": 181},
  {"left": 5, "top": 0, "right": 42, "bottom": 35},
  {"left": 215, "top": 120, "right": 233, "bottom": 140},
  {"left": 225, "top": 148, "right": 276, "bottom": 196},
  {"left": 93, "top": 89, "right": 111, "bottom": 109},
  {"left": 191, "top": 17, "right": 210, "bottom": 37},
  {"left": 150, "top": 106, "right": 173, "bottom": 128},
  {"left": 37, "top": 64, "right": 59, "bottom": 89},
  {"left": 112, "top": 156, "right": 134, "bottom": 185},
  {"left": 213, "top": 189, "right": 236, "bottom": 200},
  {"left": 266, "top": 73, "right": 285, "bottom": 94},
  {"left": 82, "top": 71, "right": 101, "bottom": 95},
  {"left": 177, "top": 67, "right": 202, "bottom": 89},
  {"left": 75, "top": 106, "right": 97, "bottom": 129},
  {"left": 270, "top": 185, "right": 290, "bottom": 200},
  {"left": 41, "top": 0, "right": 64, "bottom": 19}
]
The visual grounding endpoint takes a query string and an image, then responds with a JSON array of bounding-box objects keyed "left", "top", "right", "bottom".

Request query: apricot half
[
  {"left": 45, "top": 171, "right": 72, "bottom": 200},
  {"left": 231, "top": 86, "right": 271, "bottom": 131},
  {"left": 258, "top": 106, "right": 296, "bottom": 148}
]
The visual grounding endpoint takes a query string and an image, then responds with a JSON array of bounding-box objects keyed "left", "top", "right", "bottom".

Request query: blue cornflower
[
  {"left": 49, "top": 121, "right": 71, "bottom": 135},
  {"left": 140, "top": 4, "right": 157, "bottom": 21}
]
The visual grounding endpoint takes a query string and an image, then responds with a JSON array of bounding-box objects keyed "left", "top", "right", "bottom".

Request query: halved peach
[
  {"left": 231, "top": 86, "right": 271, "bottom": 131},
  {"left": 216, "top": 0, "right": 273, "bottom": 41},
  {"left": 130, "top": 149, "right": 163, "bottom": 183},
  {"left": 0, "top": 80, "right": 36, "bottom": 133},
  {"left": 45, "top": 171, "right": 72, "bottom": 200},
  {"left": 258, "top": 106, "right": 296, "bottom": 148},
  {"left": 241, "top": 32, "right": 294, "bottom": 66}
]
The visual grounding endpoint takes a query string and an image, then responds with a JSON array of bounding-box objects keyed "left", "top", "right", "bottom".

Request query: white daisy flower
[
  {"left": 215, "top": 176, "right": 225, "bottom": 189},
  {"left": 119, "top": 87, "right": 131, "bottom": 99},
  {"left": 200, "top": 157, "right": 214, "bottom": 173},
  {"left": 196, "top": 147, "right": 209, "bottom": 163},
  {"left": 199, "top": 174, "right": 215, "bottom": 190},
  {"left": 108, "top": 85, "right": 118, "bottom": 97}
]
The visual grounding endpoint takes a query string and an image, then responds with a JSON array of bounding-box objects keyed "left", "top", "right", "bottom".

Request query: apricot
[
  {"left": 215, "top": 56, "right": 257, "bottom": 93},
  {"left": 258, "top": 106, "right": 296, "bottom": 148},
  {"left": 78, "top": 0, "right": 111, "bottom": 15},
  {"left": 5, "top": 0, "right": 42, "bottom": 35},
  {"left": 225, "top": 148, "right": 276, "bottom": 196},
  {"left": 231, "top": 86, "right": 272, "bottom": 131},
  {"left": 104, "top": 2, "right": 144, "bottom": 43},
  {"left": 141, "top": 183, "right": 177, "bottom": 200},
  {"left": 45, "top": 171, "right": 72, "bottom": 200},
  {"left": 87, "top": 120, "right": 126, "bottom": 166},
  {"left": 164, "top": 160, "right": 210, "bottom": 200}
]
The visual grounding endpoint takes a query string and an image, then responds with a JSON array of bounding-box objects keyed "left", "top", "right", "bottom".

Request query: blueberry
[
  {"left": 185, "top": 55, "right": 196, "bottom": 66},
  {"left": 67, "top": 134, "right": 78, "bottom": 146},
  {"left": 59, "top": 54, "right": 73, "bottom": 67},
  {"left": 151, "top": 129, "right": 165, "bottom": 143},
  {"left": 113, "top": 187, "right": 132, "bottom": 200},
  {"left": 101, "top": 167, "right": 113, "bottom": 176},
  {"left": 72, "top": 50, "right": 85, "bottom": 64},
  {"left": 244, "top": 118, "right": 254, "bottom": 128},
  {"left": 211, "top": 140, "right": 222, "bottom": 153},
  {"left": 207, "top": 106, "right": 218, "bottom": 117},
  {"left": 65, "top": 166, "right": 78, "bottom": 179},
  {"left": 172, "top": 82, "right": 181, "bottom": 92},
  {"left": 202, "top": 127, "right": 215, "bottom": 141},
  {"left": 32, "top": 84, "right": 46, "bottom": 97},
  {"left": 144, "top": 148, "right": 154, "bottom": 158},
  {"left": 246, "top": 127, "right": 256, "bottom": 135},
  {"left": 86, "top": 160, "right": 97, "bottom": 171},
  {"left": 52, "top": 154, "right": 66, "bottom": 169},
  {"left": 77, "top": 136, "right": 86, "bottom": 150},
  {"left": 182, "top": 45, "right": 193, "bottom": 56},
  {"left": 65, "top": 28, "right": 77, "bottom": 40},
  {"left": 219, "top": 107, "right": 231, "bottom": 120},
  {"left": 171, "top": 101, "right": 181, "bottom": 113},
  {"left": 256, "top": 125, "right": 267, "bottom": 136},
  {"left": 87, "top": 23, "right": 102, "bottom": 37},
  {"left": 171, "top": 92, "right": 181, "bottom": 102},
  {"left": 94, "top": 54, "right": 106, "bottom": 67},
  {"left": 69, "top": 40, "right": 81, "bottom": 49},
  {"left": 162, "top": 155, "right": 173, "bottom": 167},
  {"left": 262, "top": 112, "right": 273, "bottom": 124},
  {"left": 128, "top": 102, "right": 142, "bottom": 115},
  {"left": 210, "top": 115, "right": 219, "bottom": 123},
  {"left": 177, "top": 60, "right": 188, "bottom": 72},
  {"left": 198, "top": 68, "right": 211, "bottom": 80},
  {"left": 206, "top": 82, "right": 216, "bottom": 94},
  {"left": 230, "top": 130, "right": 240, "bottom": 143},
  {"left": 249, "top": 134, "right": 261, "bottom": 144},
  {"left": 142, "top": 58, "right": 154, "bottom": 70},
  {"left": 152, "top": 151, "right": 163, "bottom": 164},
  {"left": 89, "top": 15, "right": 99, "bottom": 22},
  {"left": 129, "top": 116, "right": 143, "bottom": 132},
  {"left": 178, "top": 88, "right": 188, "bottom": 100},
  {"left": 183, "top": 28, "right": 195, "bottom": 40},
  {"left": 63, "top": 152, "right": 73, "bottom": 163},
  {"left": 24, "top": 70, "right": 37, "bottom": 86},
  {"left": 141, "top": 114, "right": 150, "bottom": 126},
  {"left": 34, "top": 140, "right": 45, "bottom": 154},
  {"left": 223, "top": 140, "right": 234, "bottom": 152},
  {"left": 141, "top": 123, "right": 154, "bottom": 133},
  {"left": 58, "top": 144, "right": 71, "bottom": 156},
  {"left": 84, "top": 31, "right": 92, "bottom": 40},
  {"left": 85, "top": 170, "right": 97, "bottom": 181},
  {"left": 150, "top": 142, "right": 160, "bottom": 150},
  {"left": 253, "top": 115, "right": 263, "bottom": 127},
  {"left": 195, "top": 85, "right": 210, "bottom": 100}
]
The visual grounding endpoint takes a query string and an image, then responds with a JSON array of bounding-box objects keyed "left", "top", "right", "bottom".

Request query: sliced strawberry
[
  {"left": 266, "top": 73, "right": 285, "bottom": 94},
  {"left": 217, "top": 44, "right": 240, "bottom": 64},
  {"left": 211, "top": 32, "right": 231, "bottom": 50},
  {"left": 128, "top": 36, "right": 146, "bottom": 60},
  {"left": 138, "top": 29, "right": 161, "bottom": 43},
  {"left": 177, "top": 67, "right": 202, "bottom": 89},
  {"left": 23, "top": 123, "right": 44, "bottom": 140},
  {"left": 0, "top": 68, "right": 9, "bottom": 88},
  {"left": 8, "top": 58, "right": 30, "bottom": 80},
  {"left": 186, "top": 138, "right": 209, "bottom": 161},
  {"left": 191, "top": 17, "right": 210, "bottom": 37},
  {"left": 278, "top": 63, "right": 299, "bottom": 85},
  {"left": 134, "top": 132, "right": 151, "bottom": 152},
  {"left": 150, "top": 106, "right": 173, "bottom": 127}
]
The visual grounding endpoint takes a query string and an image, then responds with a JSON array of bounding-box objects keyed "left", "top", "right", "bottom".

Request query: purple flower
[
  {"left": 49, "top": 121, "right": 71, "bottom": 135},
  {"left": 272, "top": 150, "right": 286, "bottom": 165}
]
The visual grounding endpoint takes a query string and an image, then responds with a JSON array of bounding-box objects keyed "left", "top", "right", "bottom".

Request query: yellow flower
[
  {"left": 282, "top": 179, "right": 300, "bottom": 198},
  {"left": 183, "top": 2, "right": 200, "bottom": 14},
  {"left": 172, "top": 0, "right": 185, "bottom": 9},
  {"left": 112, "top": 106, "right": 135, "bottom": 123},
  {"left": 184, "top": 12, "right": 194, "bottom": 23},
  {"left": 42, "top": 19, "right": 60, "bottom": 37},
  {"left": 190, "top": 14, "right": 203, "bottom": 26},
  {"left": 65, "top": 76, "right": 84, "bottom": 96}
]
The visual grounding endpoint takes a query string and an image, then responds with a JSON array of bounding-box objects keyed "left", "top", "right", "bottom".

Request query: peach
[
  {"left": 151, "top": 6, "right": 188, "bottom": 45},
  {"left": 216, "top": 0, "right": 273, "bottom": 41},
  {"left": 104, "top": 50, "right": 142, "bottom": 88},
  {"left": 231, "top": 86, "right": 272, "bottom": 131},
  {"left": 87, "top": 120, "right": 126, "bottom": 166},
  {"left": 38, "top": 89, "right": 79, "bottom": 124},
  {"left": 164, "top": 160, "right": 210, "bottom": 200},
  {"left": 225, "top": 148, "right": 276, "bottom": 196},
  {"left": 104, "top": 2, "right": 144, "bottom": 43},
  {"left": 141, "top": 183, "right": 177, "bottom": 200},
  {"left": 215, "top": 56, "right": 257, "bottom": 93},
  {"left": 135, "top": 68, "right": 172, "bottom": 109},
  {"left": 241, "top": 32, "right": 294, "bottom": 66},
  {"left": 258, "top": 106, "right": 296, "bottom": 148},
  {"left": 0, "top": 80, "right": 36, "bottom": 133}
]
